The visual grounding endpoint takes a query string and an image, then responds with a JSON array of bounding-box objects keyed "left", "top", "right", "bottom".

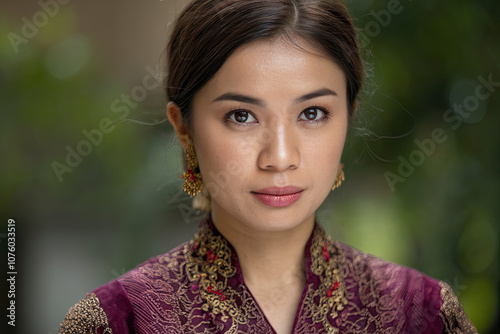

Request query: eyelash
[
  {"left": 300, "top": 105, "right": 331, "bottom": 124},
  {"left": 223, "top": 109, "right": 256, "bottom": 126},
  {"left": 223, "top": 105, "right": 331, "bottom": 126}
]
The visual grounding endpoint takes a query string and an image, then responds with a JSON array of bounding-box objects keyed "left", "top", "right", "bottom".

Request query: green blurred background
[{"left": 0, "top": 0, "right": 498, "bottom": 333}]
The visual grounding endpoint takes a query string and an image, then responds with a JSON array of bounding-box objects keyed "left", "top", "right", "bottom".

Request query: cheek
[
  {"left": 303, "top": 128, "right": 346, "bottom": 180},
  {"left": 195, "top": 127, "right": 248, "bottom": 171},
  {"left": 193, "top": 125, "right": 251, "bottom": 198}
]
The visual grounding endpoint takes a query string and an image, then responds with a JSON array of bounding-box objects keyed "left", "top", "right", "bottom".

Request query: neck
[{"left": 211, "top": 208, "right": 315, "bottom": 288}]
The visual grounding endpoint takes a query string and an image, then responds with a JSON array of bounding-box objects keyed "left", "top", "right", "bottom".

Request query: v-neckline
[{"left": 186, "top": 215, "right": 347, "bottom": 333}]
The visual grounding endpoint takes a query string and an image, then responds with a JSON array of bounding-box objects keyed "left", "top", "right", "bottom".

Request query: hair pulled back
[{"left": 166, "top": 0, "right": 363, "bottom": 123}]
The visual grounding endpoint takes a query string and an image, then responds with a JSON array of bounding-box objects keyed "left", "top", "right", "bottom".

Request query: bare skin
[{"left": 168, "top": 37, "right": 349, "bottom": 333}]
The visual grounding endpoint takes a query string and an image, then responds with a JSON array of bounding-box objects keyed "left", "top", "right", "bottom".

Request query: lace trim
[
  {"left": 58, "top": 292, "right": 113, "bottom": 334},
  {"left": 439, "top": 281, "right": 478, "bottom": 334}
]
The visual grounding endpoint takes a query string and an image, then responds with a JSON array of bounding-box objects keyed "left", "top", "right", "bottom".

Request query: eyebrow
[
  {"left": 212, "top": 88, "right": 338, "bottom": 107},
  {"left": 295, "top": 88, "right": 337, "bottom": 103},
  {"left": 212, "top": 93, "right": 265, "bottom": 107}
]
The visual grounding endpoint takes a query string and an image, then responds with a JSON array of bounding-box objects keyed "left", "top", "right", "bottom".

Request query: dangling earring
[
  {"left": 180, "top": 140, "right": 203, "bottom": 196},
  {"left": 332, "top": 163, "right": 344, "bottom": 190}
]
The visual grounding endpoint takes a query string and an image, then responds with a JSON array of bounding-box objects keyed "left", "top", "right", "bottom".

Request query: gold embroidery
[
  {"left": 184, "top": 222, "right": 241, "bottom": 323},
  {"left": 307, "top": 225, "right": 348, "bottom": 331},
  {"left": 58, "top": 293, "right": 112, "bottom": 334},
  {"left": 183, "top": 221, "right": 348, "bottom": 331},
  {"left": 439, "top": 281, "right": 478, "bottom": 334},
  {"left": 180, "top": 221, "right": 349, "bottom": 332}
]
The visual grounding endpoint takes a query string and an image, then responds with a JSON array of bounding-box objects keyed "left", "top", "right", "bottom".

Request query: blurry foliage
[
  {"left": 0, "top": 11, "right": 187, "bottom": 264},
  {"left": 338, "top": 0, "right": 500, "bottom": 331},
  {"left": 1, "top": 0, "right": 499, "bottom": 333}
]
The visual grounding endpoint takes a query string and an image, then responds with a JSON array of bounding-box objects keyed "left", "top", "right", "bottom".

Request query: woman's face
[{"left": 191, "top": 38, "right": 348, "bottom": 232}]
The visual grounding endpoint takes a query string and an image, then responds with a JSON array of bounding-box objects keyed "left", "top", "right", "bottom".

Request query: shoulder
[
  {"left": 337, "top": 242, "right": 477, "bottom": 333},
  {"left": 339, "top": 242, "right": 443, "bottom": 329},
  {"left": 58, "top": 242, "right": 192, "bottom": 334},
  {"left": 340, "top": 242, "right": 442, "bottom": 295},
  {"left": 116, "top": 242, "right": 193, "bottom": 312},
  {"left": 118, "top": 242, "right": 190, "bottom": 291}
]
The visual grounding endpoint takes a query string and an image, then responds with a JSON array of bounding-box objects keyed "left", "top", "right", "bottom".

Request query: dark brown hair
[{"left": 166, "top": 0, "right": 363, "bottom": 123}]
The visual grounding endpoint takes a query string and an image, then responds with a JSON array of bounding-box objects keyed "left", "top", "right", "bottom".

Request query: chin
[{"left": 241, "top": 206, "right": 315, "bottom": 233}]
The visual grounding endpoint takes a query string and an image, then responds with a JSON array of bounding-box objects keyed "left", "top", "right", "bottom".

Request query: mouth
[{"left": 251, "top": 186, "right": 304, "bottom": 208}]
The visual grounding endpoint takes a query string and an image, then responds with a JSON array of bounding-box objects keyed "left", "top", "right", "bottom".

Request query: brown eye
[
  {"left": 228, "top": 110, "right": 256, "bottom": 124},
  {"left": 303, "top": 108, "right": 318, "bottom": 120},
  {"left": 299, "top": 107, "right": 326, "bottom": 121},
  {"left": 235, "top": 111, "right": 249, "bottom": 122}
]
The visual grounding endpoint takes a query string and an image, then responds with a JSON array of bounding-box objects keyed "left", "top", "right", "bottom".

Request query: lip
[{"left": 251, "top": 186, "right": 304, "bottom": 208}]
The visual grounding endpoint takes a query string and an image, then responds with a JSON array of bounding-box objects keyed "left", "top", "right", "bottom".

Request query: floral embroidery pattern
[
  {"left": 183, "top": 221, "right": 348, "bottom": 331},
  {"left": 307, "top": 226, "right": 348, "bottom": 331},
  {"left": 184, "top": 222, "right": 240, "bottom": 323}
]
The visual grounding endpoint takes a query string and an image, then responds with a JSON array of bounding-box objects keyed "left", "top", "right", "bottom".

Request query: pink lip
[{"left": 251, "top": 186, "right": 304, "bottom": 208}]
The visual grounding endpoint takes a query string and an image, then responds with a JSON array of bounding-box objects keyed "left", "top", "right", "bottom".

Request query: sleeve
[
  {"left": 58, "top": 292, "right": 113, "bottom": 334},
  {"left": 438, "top": 281, "right": 478, "bottom": 334}
]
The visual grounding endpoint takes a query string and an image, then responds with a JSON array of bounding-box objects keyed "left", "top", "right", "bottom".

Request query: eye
[
  {"left": 227, "top": 110, "right": 257, "bottom": 124},
  {"left": 299, "top": 106, "right": 328, "bottom": 121}
]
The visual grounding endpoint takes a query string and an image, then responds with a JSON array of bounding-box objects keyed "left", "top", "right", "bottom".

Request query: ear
[{"left": 167, "top": 102, "right": 190, "bottom": 148}]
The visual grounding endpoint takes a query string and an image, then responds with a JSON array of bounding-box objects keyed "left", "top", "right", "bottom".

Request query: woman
[{"left": 59, "top": 0, "right": 477, "bottom": 333}]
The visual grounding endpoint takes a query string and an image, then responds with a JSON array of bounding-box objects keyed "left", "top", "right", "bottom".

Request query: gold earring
[
  {"left": 180, "top": 141, "right": 203, "bottom": 196},
  {"left": 332, "top": 163, "right": 344, "bottom": 190}
]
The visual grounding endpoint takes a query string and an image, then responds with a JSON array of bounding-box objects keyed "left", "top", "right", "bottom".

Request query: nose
[{"left": 257, "top": 122, "right": 300, "bottom": 172}]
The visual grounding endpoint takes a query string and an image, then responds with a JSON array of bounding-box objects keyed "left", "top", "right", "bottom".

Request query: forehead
[{"left": 195, "top": 37, "right": 347, "bottom": 102}]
